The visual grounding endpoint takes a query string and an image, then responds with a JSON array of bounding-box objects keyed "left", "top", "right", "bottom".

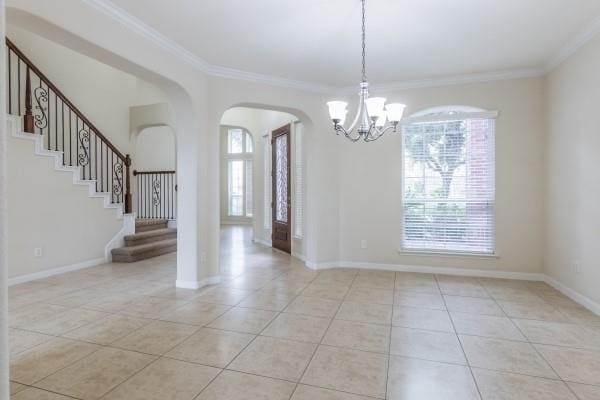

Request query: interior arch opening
[{"left": 219, "top": 106, "right": 308, "bottom": 272}]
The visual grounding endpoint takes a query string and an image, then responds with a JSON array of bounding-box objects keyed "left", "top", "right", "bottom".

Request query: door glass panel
[{"left": 275, "top": 134, "right": 288, "bottom": 223}]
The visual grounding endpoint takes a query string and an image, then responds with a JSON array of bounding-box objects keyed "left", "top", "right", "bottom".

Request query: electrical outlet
[
  {"left": 34, "top": 248, "right": 42, "bottom": 257},
  {"left": 574, "top": 259, "right": 581, "bottom": 274},
  {"left": 200, "top": 251, "right": 207, "bottom": 263},
  {"left": 361, "top": 240, "right": 368, "bottom": 249}
]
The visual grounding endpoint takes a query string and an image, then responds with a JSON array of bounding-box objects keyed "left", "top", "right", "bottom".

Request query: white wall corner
[
  {"left": 291, "top": 251, "right": 306, "bottom": 262},
  {"left": 104, "top": 213, "right": 136, "bottom": 261},
  {"left": 545, "top": 15, "right": 600, "bottom": 72},
  {"left": 543, "top": 275, "right": 600, "bottom": 316},
  {"left": 176, "top": 276, "right": 220, "bottom": 290}
]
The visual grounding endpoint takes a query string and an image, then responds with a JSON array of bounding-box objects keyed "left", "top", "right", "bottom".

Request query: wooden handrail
[
  {"left": 133, "top": 170, "right": 176, "bottom": 176},
  {"left": 6, "top": 37, "right": 132, "bottom": 213},
  {"left": 5, "top": 38, "right": 126, "bottom": 161}
]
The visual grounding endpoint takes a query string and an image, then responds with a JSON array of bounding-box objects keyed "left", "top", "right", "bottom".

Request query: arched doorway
[
  {"left": 219, "top": 106, "right": 307, "bottom": 262},
  {"left": 133, "top": 125, "right": 177, "bottom": 221}
]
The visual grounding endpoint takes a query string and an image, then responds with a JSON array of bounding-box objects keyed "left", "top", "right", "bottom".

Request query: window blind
[{"left": 402, "top": 116, "right": 495, "bottom": 254}]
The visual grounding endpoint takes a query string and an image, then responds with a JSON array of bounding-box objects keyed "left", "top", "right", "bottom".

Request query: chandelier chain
[
  {"left": 326, "top": 0, "right": 406, "bottom": 142},
  {"left": 361, "top": 0, "right": 367, "bottom": 82}
]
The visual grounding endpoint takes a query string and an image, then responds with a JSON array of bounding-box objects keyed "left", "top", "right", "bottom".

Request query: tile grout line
[
  {"left": 290, "top": 269, "right": 362, "bottom": 399},
  {"left": 10, "top": 258, "right": 600, "bottom": 399},
  {"left": 192, "top": 264, "right": 322, "bottom": 400},
  {"left": 440, "top": 275, "right": 485, "bottom": 400},
  {"left": 479, "top": 278, "right": 583, "bottom": 398}
]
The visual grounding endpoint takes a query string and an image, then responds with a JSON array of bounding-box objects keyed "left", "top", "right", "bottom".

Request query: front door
[{"left": 271, "top": 124, "right": 291, "bottom": 253}]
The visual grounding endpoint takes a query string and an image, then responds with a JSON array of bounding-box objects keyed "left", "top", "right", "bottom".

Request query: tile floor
[{"left": 7, "top": 226, "right": 600, "bottom": 399}]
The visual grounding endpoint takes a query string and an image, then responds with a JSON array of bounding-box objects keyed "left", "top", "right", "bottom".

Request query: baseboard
[
  {"left": 105, "top": 213, "right": 136, "bottom": 261},
  {"left": 176, "top": 276, "right": 221, "bottom": 290},
  {"left": 305, "top": 260, "right": 544, "bottom": 281},
  {"left": 291, "top": 251, "right": 306, "bottom": 261},
  {"left": 544, "top": 275, "right": 600, "bottom": 315},
  {"left": 8, "top": 258, "right": 106, "bottom": 286},
  {"left": 220, "top": 220, "right": 252, "bottom": 225},
  {"left": 304, "top": 259, "right": 598, "bottom": 315},
  {"left": 253, "top": 238, "right": 272, "bottom": 247}
]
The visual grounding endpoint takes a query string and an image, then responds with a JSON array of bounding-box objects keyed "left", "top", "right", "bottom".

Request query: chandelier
[{"left": 326, "top": 0, "right": 406, "bottom": 142}]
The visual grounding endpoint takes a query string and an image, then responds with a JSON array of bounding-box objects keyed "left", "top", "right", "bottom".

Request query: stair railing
[
  {"left": 133, "top": 170, "right": 177, "bottom": 219},
  {"left": 5, "top": 37, "right": 132, "bottom": 213}
]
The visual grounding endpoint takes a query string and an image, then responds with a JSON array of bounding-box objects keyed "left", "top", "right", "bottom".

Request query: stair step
[
  {"left": 136, "top": 218, "right": 168, "bottom": 232},
  {"left": 125, "top": 228, "right": 177, "bottom": 246},
  {"left": 111, "top": 239, "right": 177, "bottom": 263}
]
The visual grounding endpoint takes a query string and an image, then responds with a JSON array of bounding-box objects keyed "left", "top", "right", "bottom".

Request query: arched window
[
  {"left": 226, "top": 127, "right": 253, "bottom": 217},
  {"left": 401, "top": 106, "right": 497, "bottom": 255}
]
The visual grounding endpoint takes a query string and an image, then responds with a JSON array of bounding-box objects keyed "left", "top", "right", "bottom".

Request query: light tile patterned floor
[{"left": 8, "top": 226, "right": 600, "bottom": 399}]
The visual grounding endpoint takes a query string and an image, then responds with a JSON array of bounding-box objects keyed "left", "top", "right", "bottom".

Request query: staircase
[
  {"left": 6, "top": 37, "right": 180, "bottom": 264},
  {"left": 111, "top": 219, "right": 177, "bottom": 262}
]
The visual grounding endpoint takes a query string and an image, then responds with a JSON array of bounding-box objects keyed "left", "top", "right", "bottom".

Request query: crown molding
[
  {"left": 83, "top": 0, "right": 333, "bottom": 93},
  {"left": 207, "top": 64, "right": 335, "bottom": 94},
  {"left": 82, "top": 0, "right": 210, "bottom": 72},
  {"left": 82, "top": 0, "right": 595, "bottom": 95},
  {"left": 337, "top": 68, "right": 545, "bottom": 95},
  {"left": 545, "top": 15, "right": 600, "bottom": 72}
]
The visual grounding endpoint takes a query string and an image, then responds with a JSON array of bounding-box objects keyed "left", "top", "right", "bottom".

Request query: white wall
[
  {"left": 7, "top": 121, "right": 123, "bottom": 280},
  {"left": 338, "top": 78, "right": 546, "bottom": 275},
  {"left": 134, "top": 126, "right": 176, "bottom": 171},
  {"left": 7, "top": 25, "right": 169, "bottom": 156},
  {"left": 544, "top": 34, "right": 600, "bottom": 307}
]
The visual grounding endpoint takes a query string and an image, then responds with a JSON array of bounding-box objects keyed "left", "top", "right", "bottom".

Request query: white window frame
[
  {"left": 399, "top": 106, "right": 498, "bottom": 257},
  {"left": 226, "top": 127, "right": 254, "bottom": 218},
  {"left": 293, "top": 122, "right": 304, "bottom": 239},
  {"left": 263, "top": 133, "right": 272, "bottom": 230}
]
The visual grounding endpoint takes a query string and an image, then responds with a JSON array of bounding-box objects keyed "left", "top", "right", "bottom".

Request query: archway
[
  {"left": 218, "top": 105, "right": 310, "bottom": 264},
  {"left": 4, "top": 7, "right": 213, "bottom": 290}
]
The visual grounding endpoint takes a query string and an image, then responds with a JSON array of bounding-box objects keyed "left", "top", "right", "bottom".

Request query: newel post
[
  {"left": 24, "top": 66, "right": 34, "bottom": 133},
  {"left": 124, "top": 154, "right": 132, "bottom": 214}
]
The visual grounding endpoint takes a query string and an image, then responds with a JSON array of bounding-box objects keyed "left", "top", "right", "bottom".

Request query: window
[
  {"left": 402, "top": 108, "right": 496, "bottom": 254},
  {"left": 228, "top": 129, "right": 244, "bottom": 154},
  {"left": 226, "top": 128, "right": 253, "bottom": 217},
  {"left": 294, "top": 122, "right": 304, "bottom": 238},
  {"left": 263, "top": 135, "right": 271, "bottom": 229},
  {"left": 228, "top": 160, "right": 244, "bottom": 216}
]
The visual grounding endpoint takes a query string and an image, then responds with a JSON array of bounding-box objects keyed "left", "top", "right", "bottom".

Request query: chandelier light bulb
[
  {"left": 365, "top": 97, "right": 387, "bottom": 120},
  {"left": 385, "top": 103, "right": 407, "bottom": 123},
  {"left": 326, "top": 101, "right": 348, "bottom": 124}
]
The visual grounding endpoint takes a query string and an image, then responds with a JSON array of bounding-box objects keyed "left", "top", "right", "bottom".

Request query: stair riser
[
  {"left": 112, "top": 244, "right": 177, "bottom": 263},
  {"left": 136, "top": 222, "right": 168, "bottom": 232},
  {"left": 125, "top": 232, "right": 177, "bottom": 246}
]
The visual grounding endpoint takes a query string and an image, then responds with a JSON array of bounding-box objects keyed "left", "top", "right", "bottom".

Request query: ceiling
[{"left": 109, "top": 0, "right": 600, "bottom": 88}]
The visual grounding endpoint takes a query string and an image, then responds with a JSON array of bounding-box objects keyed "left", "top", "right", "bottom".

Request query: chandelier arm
[
  {"left": 364, "top": 124, "right": 396, "bottom": 142},
  {"left": 335, "top": 124, "right": 362, "bottom": 142}
]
